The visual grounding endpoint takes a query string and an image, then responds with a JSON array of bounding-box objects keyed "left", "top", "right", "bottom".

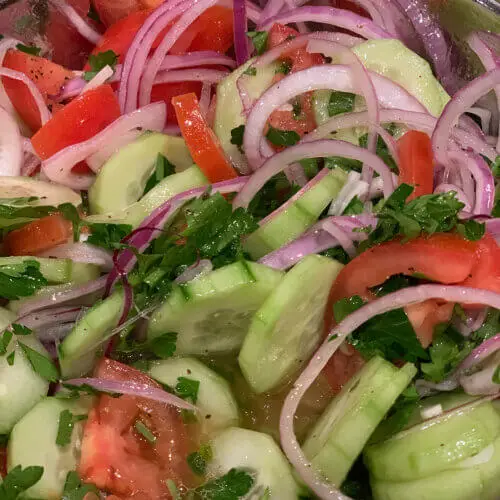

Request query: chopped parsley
[
  {"left": 328, "top": 91, "right": 355, "bottom": 117},
  {"left": 83, "top": 50, "right": 118, "bottom": 81},
  {"left": 16, "top": 43, "right": 41, "bottom": 56},
  {"left": 143, "top": 154, "right": 176, "bottom": 195},
  {"left": 472, "top": 308, "right": 500, "bottom": 342},
  {"left": 359, "top": 133, "right": 398, "bottom": 172},
  {"left": 134, "top": 420, "right": 157, "bottom": 443},
  {"left": 333, "top": 295, "right": 365, "bottom": 323},
  {"left": 275, "top": 60, "right": 292, "bottom": 75},
  {"left": 343, "top": 195, "right": 364, "bottom": 215},
  {"left": 187, "top": 444, "right": 212, "bottom": 475},
  {"left": 62, "top": 470, "right": 100, "bottom": 500},
  {"left": 230, "top": 125, "right": 245, "bottom": 149},
  {"left": 247, "top": 31, "right": 268, "bottom": 55},
  {"left": 457, "top": 219, "right": 486, "bottom": 241},
  {"left": 324, "top": 156, "right": 362, "bottom": 173},
  {"left": 243, "top": 66, "right": 257, "bottom": 76},
  {"left": 194, "top": 468, "right": 254, "bottom": 499},
  {"left": 0, "top": 465, "right": 44, "bottom": 500},
  {"left": 265, "top": 125, "right": 300, "bottom": 147},
  {"left": 175, "top": 376, "right": 200, "bottom": 403},
  {"left": 19, "top": 341, "right": 59, "bottom": 382},
  {"left": 0, "top": 260, "right": 48, "bottom": 300},
  {"left": 12, "top": 323, "right": 31, "bottom": 336},
  {"left": 6, "top": 351, "right": 15, "bottom": 366},
  {"left": 292, "top": 99, "right": 302, "bottom": 120},
  {"left": 56, "top": 410, "right": 87, "bottom": 447},
  {"left": 86, "top": 223, "right": 133, "bottom": 251},
  {"left": 493, "top": 365, "right": 500, "bottom": 385}
]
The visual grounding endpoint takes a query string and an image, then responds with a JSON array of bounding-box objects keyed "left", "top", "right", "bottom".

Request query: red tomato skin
[
  {"left": 397, "top": 130, "right": 435, "bottom": 200},
  {"left": 79, "top": 358, "right": 194, "bottom": 499},
  {"left": 405, "top": 300, "right": 454, "bottom": 347},
  {"left": 463, "top": 233, "right": 500, "bottom": 295},
  {"left": 2, "top": 50, "right": 74, "bottom": 132},
  {"left": 187, "top": 6, "right": 234, "bottom": 54},
  {"left": 322, "top": 344, "right": 366, "bottom": 394},
  {"left": 91, "top": 0, "right": 161, "bottom": 27},
  {"left": 151, "top": 81, "right": 202, "bottom": 125},
  {"left": 31, "top": 84, "right": 121, "bottom": 160}
]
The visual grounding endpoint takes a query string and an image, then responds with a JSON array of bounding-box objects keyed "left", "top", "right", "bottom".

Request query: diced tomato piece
[
  {"left": 463, "top": 233, "right": 500, "bottom": 295},
  {"left": 79, "top": 358, "right": 195, "bottom": 498},
  {"left": 322, "top": 344, "right": 366, "bottom": 394},
  {"left": 2, "top": 50, "right": 74, "bottom": 132},
  {"left": 187, "top": 6, "right": 234, "bottom": 54},
  {"left": 31, "top": 84, "right": 120, "bottom": 160},
  {"left": 151, "top": 81, "right": 202, "bottom": 125},
  {"left": 91, "top": 0, "right": 161, "bottom": 27},
  {"left": 397, "top": 130, "right": 435, "bottom": 200},
  {"left": 4, "top": 214, "right": 72, "bottom": 256},
  {"left": 172, "top": 92, "right": 237, "bottom": 183}
]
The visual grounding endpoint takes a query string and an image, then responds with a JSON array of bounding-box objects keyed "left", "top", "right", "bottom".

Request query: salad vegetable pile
[{"left": 0, "top": 0, "right": 499, "bottom": 498}]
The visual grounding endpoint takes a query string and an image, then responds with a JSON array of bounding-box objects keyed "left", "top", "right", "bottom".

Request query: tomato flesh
[
  {"left": 31, "top": 84, "right": 121, "bottom": 160},
  {"left": 151, "top": 81, "right": 202, "bottom": 125},
  {"left": 79, "top": 359, "right": 194, "bottom": 498},
  {"left": 3, "top": 50, "right": 74, "bottom": 132}
]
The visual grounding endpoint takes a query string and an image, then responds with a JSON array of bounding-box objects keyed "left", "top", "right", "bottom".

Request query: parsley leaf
[
  {"left": 324, "top": 156, "right": 362, "bottom": 172},
  {"left": 472, "top": 308, "right": 500, "bottom": 342},
  {"left": 333, "top": 295, "right": 364, "bottom": 324},
  {"left": 0, "top": 465, "right": 44, "bottom": 500},
  {"left": 493, "top": 365, "right": 500, "bottom": 384},
  {"left": 359, "top": 133, "right": 398, "bottom": 172},
  {"left": 292, "top": 99, "right": 302, "bottom": 119},
  {"left": 12, "top": 323, "right": 31, "bottom": 336},
  {"left": 175, "top": 377, "right": 200, "bottom": 403},
  {"left": 328, "top": 91, "right": 355, "bottom": 116},
  {"left": 19, "top": 342, "right": 59, "bottom": 382},
  {"left": 16, "top": 43, "right": 41, "bottom": 56},
  {"left": 265, "top": 125, "right": 300, "bottom": 147},
  {"left": 134, "top": 420, "right": 157, "bottom": 443},
  {"left": 247, "top": 174, "right": 296, "bottom": 219},
  {"left": 143, "top": 154, "right": 176, "bottom": 195},
  {"left": 194, "top": 468, "right": 254, "bottom": 499},
  {"left": 187, "top": 444, "right": 212, "bottom": 476},
  {"left": 421, "top": 324, "right": 474, "bottom": 383},
  {"left": 62, "top": 470, "right": 100, "bottom": 500},
  {"left": 247, "top": 31, "right": 268, "bottom": 55},
  {"left": 56, "top": 410, "right": 86, "bottom": 447},
  {"left": 86, "top": 223, "right": 132, "bottom": 251},
  {"left": 0, "top": 260, "right": 47, "bottom": 300},
  {"left": 230, "top": 125, "right": 245, "bottom": 149},
  {"left": 243, "top": 66, "right": 256, "bottom": 76},
  {"left": 457, "top": 219, "right": 486, "bottom": 241},
  {"left": 150, "top": 331, "right": 177, "bottom": 359},
  {"left": 275, "top": 60, "right": 292, "bottom": 75},
  {"left": 83, "top": 50, "right": 118, "bottom": 81},
  {"left": 6, "top": 351, "right": 15, "bottom": 365},
  {"left": 0, "top": 331, "right": 13, "bottom": 355},
  {"left": 348, "top": 308, "right": 428, "bottom": 362},
  {"left": 343, "top": 195, "right": 364, "bottom": 215}
]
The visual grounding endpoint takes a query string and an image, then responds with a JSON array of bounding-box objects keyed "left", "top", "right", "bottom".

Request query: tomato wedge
[
  {"left": 31, "top": 84, "right": 120, "bottom": 160},
  {"left": 3, "top": 50, "right": 74, "bottom": 132},
  {"left": 172, "top": 92, "right": 237, "bottom": 182},
  {"left": 79, "top": 358, "right": 195, "bottom": 498},
  {"left": 151, "top": 81, "right": 202, "bottom": 125},
  {"left": 4, "top": 214, "right": 72, "bottom": 256},
  {"left": 397, "top": 130, "right": 435, "bottom": 200},
  {"left": 463, "top": 233, "right": 500, "bottom": 294}
]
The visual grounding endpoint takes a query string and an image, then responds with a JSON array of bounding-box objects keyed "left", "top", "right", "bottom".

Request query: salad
[{"left": 0, "top": 0, "right": 499, "bottom": 498}]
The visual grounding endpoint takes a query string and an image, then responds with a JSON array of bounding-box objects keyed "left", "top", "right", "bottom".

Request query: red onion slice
[
  {"left": 48, "top": 0, "right": 102, "bottom": 44},
  {"left": 258, "top": 6, "right": 391, "bottom": 39},
  {"left": 0, "top": 68, "right": 51, "bottom": 126},
  {"left": 154, "top": 68, "right": 229, "bottom": 85},
  {"left": 42, "top": 102, "right": 166, "bottom": 189},
  {"left": 242, "top": 65, "right": 425, "bottom": 169},
  {"left": 234, "top": 139, "right": 395, "bottom": 210},
  {"left": 434, "top": 183, "right": 472, "bottom": 212},
  {"left": 158, "top": 51, "right": 237, "bottom": 71},
  {"left": 280, "top": 285, "right": 500, "bottom": 499},
  {"left": 63, "top": 377, "right": 196, "bottom": 411},
  {"left": 139, "top": 0, "right": 219, "bottom": 108},
  {"left": 18, "top": 306, "right": 82, "bottom": 331},
  {"left": 0, "top": 106, "right": 23, "bottom": 176},
  {"left": 432, "top": 69, "right": 500, "bottom": 167},
  {"left": 460, "top": 333, "right": 500, "bottom": 372},
  {"left": 460, "top": 359, "right": 500, "bottom": 396},
  {"left": 37, "top": 243, "right": 113, "bottom": 271},
  {"left": 233, "top": 0, "right": 249, "bottom": 65}
]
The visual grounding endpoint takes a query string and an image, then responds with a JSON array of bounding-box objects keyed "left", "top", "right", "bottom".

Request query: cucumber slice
[
  {"left": 0, "top": 309, "right": 49, "bottom": 433},
  {"left": 239, "top": 255, "right": 343, "bottom": 393},
  {"left": 147, "top": 261, "right": 283, "bottom": 355},
  {"left": 243, "top": 168, "right": 347, "bottom": 260},
  {"left": 302, "top": 357, "right": 416, "bottom": 486},
  {"left": 206, "top": 427, "right": 302, "bottom": 499},
  {"left": 89, "top": 133, "right": 170, "bottom": 214},
  {"left": 214, "top": 59, "right": 278, "bottom": 172},
  {"left": 0, "top": 177, "right": 81, "bottom": 207},
  {"left": 59, "top": 290, "right": 123, "bottom": 377},
  {"left": 85, "top": 165, "right": 208, "bottom": 227},
  {"left": 364, "top": 398, "right": 500, "bottom": 482},
  {"left": 8, "top": 396, "right": 92, "bottom": 499},
  {"left": 0, "top": 257, "right": 99, "bottom": 285},
  {"left": 148, "top": 357, "right": 239, "bottom": 434}
]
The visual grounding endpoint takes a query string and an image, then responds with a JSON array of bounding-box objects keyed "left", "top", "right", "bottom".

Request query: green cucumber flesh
[
  {"left": 302, "top": 356, "right": 416, "bottom": 486},
  {"left": 239, "top": 255, "right": 343, "bottom": 394},
  {"left": 84, "top": 165, "right": 208, "bottom": 227},
  {"left": 0, "top": 177, "right": 81, "bottom": 207},
  {"left": 147, "top": 261, "right": 283, "bottom": 355},
  {"left": 364, "top": 398, "right": 500, "bottom": 482},
  {"left": 59, "top": 290, "right": 124, "bottom": 377},
  {"left": 206, "top": 427, "right": 302, "bottom": 499},
  {"left": 214, "top": 59, "right": 278, "bottom": 172},
  {"left": 0, "top": 309, "right": 49, "bottom": 433},
  {"left": 243, "top": 168, "right": 347, "bottom": 259},
  {"left": 8, "top": 396, "right": 92, "bottom": 499},
  {"left": 0, "top": 257, "right": 99, "bottom": 285},
  {"left": 148, "top": 357, "right": 239, "bottom": 435}
]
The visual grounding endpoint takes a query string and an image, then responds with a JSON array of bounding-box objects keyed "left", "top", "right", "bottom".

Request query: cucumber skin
[
  {"left": 303, "top": 357, "right": 416, "bottom": 487},
  {"left": 207, "top": 427, "right": 302, "bottom": 499},
  {"left": 243, "top": 168, "right": 347, "bottom": 260},
  {"left": 147, "top": 261, "right": 284, "bottom": 355},
  {"left": 8, "top": 397, "right": 92, "bottom": 499},
  {"left": 239, "top": 255, "right": 343, "bottom": 393},
  {"left": 59, "top": 290, "right": 123, "bottom": 377},
  {"left": 148, "top": 357, "right": 239, "bottom": 434},
  {"left": 365, "top": 400, "right": 500, "bottom": 482}
]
